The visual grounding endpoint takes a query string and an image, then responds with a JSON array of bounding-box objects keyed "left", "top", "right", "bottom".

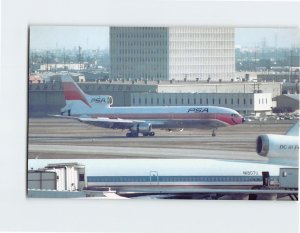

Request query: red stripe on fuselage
[{"left": 63, "top": 82, "right": 91, "bottom": 107}]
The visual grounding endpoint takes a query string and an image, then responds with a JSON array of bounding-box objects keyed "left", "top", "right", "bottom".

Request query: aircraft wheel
[
  {"left": 212, "top": 129, "right": 216, "bottom": 137},
  {"left": 149, "top": 132, "right": 155, "bottom": 136},
  {"left": 132, "top": 132, "right": 139, "bottom": 137},
  {"left": 126, "top": 132, "right": 139, "bottom": 137}
]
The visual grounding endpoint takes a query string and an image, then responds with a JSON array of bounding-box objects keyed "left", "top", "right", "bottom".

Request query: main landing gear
[
  {"left": 126, "top": 131, "right": 155, "bottom": 137},
  {"left": 212, "top": 128, "right": 217, "bottom": 137}
]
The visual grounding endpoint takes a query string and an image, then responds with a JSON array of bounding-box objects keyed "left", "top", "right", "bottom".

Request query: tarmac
[{"left": 27, "top": 117, "right": 296, "bottom": 160}]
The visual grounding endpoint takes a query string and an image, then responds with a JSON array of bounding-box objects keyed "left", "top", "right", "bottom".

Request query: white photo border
[{"left": 1, "top": 0, "right": 299, "bottom": 232}]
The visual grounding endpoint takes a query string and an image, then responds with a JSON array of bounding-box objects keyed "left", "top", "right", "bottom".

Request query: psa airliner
[{"left": 57, "top": 75, "right": 245, "bottom": 137}]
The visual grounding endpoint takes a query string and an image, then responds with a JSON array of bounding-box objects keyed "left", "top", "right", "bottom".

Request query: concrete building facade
[
  {"left": 169, "top": 27, "right": 235, "bottom": 81},
  {"left": 274, "top": 94, "right": 299, "bottom": 112},
  {"left": 110, "top": 27, "right": 235, "bottom": 82},
  {"left": 157, "top": 82, "right": 281, "bottom": 98},
  {"left": 110, "top": 27, "right": 169, "bottom": 81}
]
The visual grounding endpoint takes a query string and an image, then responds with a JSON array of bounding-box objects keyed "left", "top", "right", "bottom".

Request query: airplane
[
  {"left": 56, "top": 75, "right": 245, "bottom": 137},
  {"left": 256, "top": 121, "right": 299, "bottom": 166},
  {"left": 28, "top": 123, "right": 299, "bottom": 200}
]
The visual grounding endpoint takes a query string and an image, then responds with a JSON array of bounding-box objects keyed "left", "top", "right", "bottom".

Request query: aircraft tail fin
[
  {"left": 286, "top": 122, "right": 299, "bottom": 136},
  {"left": 61, "top": 75, "right": 91, "bottom": 108}
]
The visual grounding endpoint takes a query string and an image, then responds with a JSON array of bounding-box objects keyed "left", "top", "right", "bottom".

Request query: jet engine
[
  {"left": 131, "top": 123, "right": 152, "bottom": 133},
  {"left": 256, "top": 134, "right": 299, "bottom": 158}
]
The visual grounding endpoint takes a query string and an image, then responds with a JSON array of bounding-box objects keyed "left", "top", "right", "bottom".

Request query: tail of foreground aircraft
[{"left": 256, "top": 122, "right": 299, "bottom": 166}]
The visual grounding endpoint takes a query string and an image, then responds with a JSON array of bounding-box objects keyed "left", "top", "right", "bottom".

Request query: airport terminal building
[
  {"left": 28, "top": 79, "right": 279, "bottom": 117},
  {"left": 110, "top": 27, "right": 235, "bottom": 82}
]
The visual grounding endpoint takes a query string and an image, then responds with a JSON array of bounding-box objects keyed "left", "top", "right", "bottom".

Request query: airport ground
[{"left": 28, "top": 117, "right": 297, "bottom": 160}]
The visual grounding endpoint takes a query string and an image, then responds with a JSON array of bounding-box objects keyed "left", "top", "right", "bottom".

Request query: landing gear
[
  {"left": 212, "top": 129, "right": 216, "bottom": 137},
  {"left": 142, "top": 132, "right": 155, "bottom": 137},
  {"left": 126, "top": 131, "right": 155, "bottom": 137},
  {"left": 126, "top": 132, "right": 139, "bottom": 137},
  {"left": 149, "top": 132, "right": 155, "bottom": 136}
]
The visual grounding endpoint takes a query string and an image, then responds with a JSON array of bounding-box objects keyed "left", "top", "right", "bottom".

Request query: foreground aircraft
[
  {"left": 29, "top": 123, "right": 299, "bottom": 200},
  {"left": 84, "top": 122, "right": 299, "bottom": 200},
  {"left": 57, "top": 75, "right": 245, "bottom": 137}
]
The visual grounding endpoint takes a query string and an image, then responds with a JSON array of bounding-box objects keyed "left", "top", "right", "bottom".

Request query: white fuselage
[{"left": 28, "top": 159, "right": 292, "bottom": 194}]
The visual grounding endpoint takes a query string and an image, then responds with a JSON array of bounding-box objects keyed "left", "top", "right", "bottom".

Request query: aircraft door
[{"left": 150, "top": 171, "right": 159, "bottom": 185}]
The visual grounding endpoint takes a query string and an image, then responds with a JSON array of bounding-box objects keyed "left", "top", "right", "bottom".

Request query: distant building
[
  {"left": 40, "top": 63, "right": 86, "bottom": 71},
  {"left": 274, "top": 94, "right": 300, "bottom": 112},
  {"left": 282, "top": 82, "right": 299, "bottom": 94},
  {"left": 110, "top": 27, "right": 235, "bottom": 82},
  {"left": 29, "top": 74, "right": 43, "bottom": 83}
]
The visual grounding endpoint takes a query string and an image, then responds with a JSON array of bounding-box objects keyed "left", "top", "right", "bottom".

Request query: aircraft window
[{"left": 231, "top": 113, "right": 238, "bottom": 117}]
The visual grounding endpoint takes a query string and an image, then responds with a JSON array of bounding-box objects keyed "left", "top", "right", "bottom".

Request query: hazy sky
[
  {"left": 30, "top": 26, "right": 109, "bottom": 50},
  {"left": 235, "top": 27, "right": 300, "bottom": 48},
  {"left": 30, "top": 26, "right": 300, "bottom": 50}
]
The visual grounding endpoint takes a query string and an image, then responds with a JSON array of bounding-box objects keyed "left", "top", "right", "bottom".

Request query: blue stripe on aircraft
[{"left": 87, "top": 176, "right": 279, "bottom": 183}]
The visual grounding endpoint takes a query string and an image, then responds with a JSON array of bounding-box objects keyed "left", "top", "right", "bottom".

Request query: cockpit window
[{"left": 231, "top": 113, "right": 239, "bottom": 117}]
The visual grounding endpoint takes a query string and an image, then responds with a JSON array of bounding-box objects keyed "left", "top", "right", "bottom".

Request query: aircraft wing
[
  {"left": 78, "top": 117, "right": 145, "bottom": 129},
  {"left": 286, "top": 122, "right": 299, "bottom": 136},
  {"left": 50, "top": 115, "right": 165, "bottom": 129}
]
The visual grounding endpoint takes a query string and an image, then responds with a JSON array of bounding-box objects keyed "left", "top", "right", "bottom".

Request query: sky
[
  {"left": 30, "top": 26, "right": 109, "bottom": 50},
  {"left": 29, "top": 26, "right": 300, "bottom": 50},
  {"left": 235, "top": 27, "right": 300, "bottom": 48}
]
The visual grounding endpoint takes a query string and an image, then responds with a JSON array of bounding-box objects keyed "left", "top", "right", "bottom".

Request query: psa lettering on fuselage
[
  {"left": 91, "top": 97, "right": 106, "bottom": 104},
  {"left": 187, "top": 108, "right": 209, "bottom": 113}
]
